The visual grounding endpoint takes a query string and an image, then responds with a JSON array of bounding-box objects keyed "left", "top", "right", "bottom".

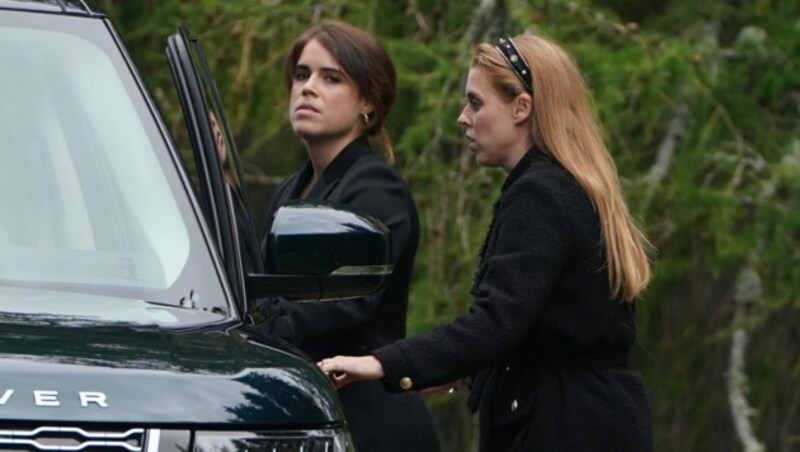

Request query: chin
[
  {"left": 292, "top": 124, "right": 318, "bottom": 138},
  {"left": 475, "top": 153, "right": 498, "bottom": 168}
]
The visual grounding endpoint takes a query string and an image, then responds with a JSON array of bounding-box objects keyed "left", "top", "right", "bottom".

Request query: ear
[
  {"left": 360, "top": 100, "right": 375, "bottom": 117},
  {"left": 511, "top": 93, "right": 533, "bottom": 125}
]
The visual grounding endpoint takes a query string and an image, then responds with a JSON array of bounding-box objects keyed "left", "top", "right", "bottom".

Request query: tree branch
[
  {"left": 466, "top": 0, "right": 508, "bottom": 44},
  {"left": 643, "top": 103, "right": 689, "bottom": 186},
  {"left": 727, "top": 264, "right": 765, "bottom": 452}
]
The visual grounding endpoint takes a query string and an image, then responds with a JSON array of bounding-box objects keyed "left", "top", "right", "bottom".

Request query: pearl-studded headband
[{"left": 495, "top": 37, "right": 533, "bottom": 94}]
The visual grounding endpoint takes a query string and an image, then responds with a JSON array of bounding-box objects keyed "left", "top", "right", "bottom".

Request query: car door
[{"left": 166, "top": 26, "right": 263, "bottom": 316}]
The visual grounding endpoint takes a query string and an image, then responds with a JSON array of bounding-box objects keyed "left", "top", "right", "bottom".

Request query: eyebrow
[
  {"left": 295, "top": 63, "right": 345, "bottom": 75},
  {"left": 321, "top": 67, "right": 345, "bottom": 76}
]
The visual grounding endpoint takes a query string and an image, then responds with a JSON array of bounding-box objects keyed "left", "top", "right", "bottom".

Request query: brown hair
[
  {"left": 284, "top": 20, "right": 397, "bottom": 163},
  {"left": 473, "top": 34, "right": 652, "bottom": 302}
]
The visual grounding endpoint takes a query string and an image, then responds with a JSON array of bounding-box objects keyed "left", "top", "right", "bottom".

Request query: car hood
[{"left": 0, "top": 319, "right": 341, "bottom": 426}]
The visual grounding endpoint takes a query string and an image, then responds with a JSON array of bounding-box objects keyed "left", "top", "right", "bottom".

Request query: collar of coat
[
  {"left": 293, "top": 135, "right": 372, "bottom": 198},
  {"left": 318, "top": 134, "right": 372, "bottom": 182},
  {"left": 501, "top": 147, "right": 553, "bottom": 192}
]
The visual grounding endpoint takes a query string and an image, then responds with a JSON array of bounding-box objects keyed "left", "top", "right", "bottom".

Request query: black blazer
[
  {"left": 258, "top": 136, "right": 439, "bottom": 452},
  {"left": 374, "top": 150, "right": 653, "bottom": 451},
  {"left": 258, "top": 135, "right": 419, "bottom": 359}
]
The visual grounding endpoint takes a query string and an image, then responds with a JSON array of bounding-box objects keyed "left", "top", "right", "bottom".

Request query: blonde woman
[{"left": 319, "top": 33, "right": 653, "bottom": 451}]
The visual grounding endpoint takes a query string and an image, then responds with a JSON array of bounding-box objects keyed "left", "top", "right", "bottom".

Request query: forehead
[
  {"left": 464, "top": 67, "right": 494, "bottom": 95},
  {"left": 297, "top": 38, "right": 340, "bottom": 69}
]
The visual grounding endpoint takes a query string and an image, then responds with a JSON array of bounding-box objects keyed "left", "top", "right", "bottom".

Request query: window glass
[
  {"left": 0, "top": 26, "right": 188, "bottom": 289},
  {"left": 0, "top": 13, "right": 229, "bottom": 323}
]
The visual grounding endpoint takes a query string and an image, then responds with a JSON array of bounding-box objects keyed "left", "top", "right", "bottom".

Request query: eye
[
  {"left": 468, "top": 97, "right": 482, "bottom": 111},
  {"left": 293, "top": 67, "right": 310, "bottom": 81},
  {"left": 323, "top": 72, "right": 342, "bottom": 84}
]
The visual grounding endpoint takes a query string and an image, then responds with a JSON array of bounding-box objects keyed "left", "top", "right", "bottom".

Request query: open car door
[{"left": 166, "top": 26, "right": 262, "bottom": 315}]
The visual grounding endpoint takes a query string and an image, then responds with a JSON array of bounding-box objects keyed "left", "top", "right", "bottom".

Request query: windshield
[{"left": 0, "top": 11, "right": 229, "bottom": 323}]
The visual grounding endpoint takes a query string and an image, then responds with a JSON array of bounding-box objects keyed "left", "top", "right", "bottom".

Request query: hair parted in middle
[
  {"left": 284, "top": 20, "right": 397, "bottom": 163},
  {"left": 473, "top": 34, "right": 652, "bottom": 303}
]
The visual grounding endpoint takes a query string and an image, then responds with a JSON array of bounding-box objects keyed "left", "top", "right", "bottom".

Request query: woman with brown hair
[
  {"left": 320, "top": 33, "right": 654, "bottom": 451},
  {"left": 256, "top": 20, "right": 440, "bottom": 451}
]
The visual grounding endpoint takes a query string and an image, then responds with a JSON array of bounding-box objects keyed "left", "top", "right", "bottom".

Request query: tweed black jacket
[{"left": 374, "top": 150, "right": 653, "bottom": 451}]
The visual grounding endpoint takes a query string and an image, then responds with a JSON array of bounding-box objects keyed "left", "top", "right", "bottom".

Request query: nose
[
  {"left": 456, "top": 105, "right": 470, "bottom": 128},
  {"left": 300, "top": 74, "right": 318, "bottom": 96}
]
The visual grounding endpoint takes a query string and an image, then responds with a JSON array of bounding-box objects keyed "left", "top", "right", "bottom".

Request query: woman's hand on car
[{"left": 318, "top": 355, "right": 385, "bottom": 389}]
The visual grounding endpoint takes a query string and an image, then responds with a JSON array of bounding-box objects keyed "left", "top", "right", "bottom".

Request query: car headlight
[
  {"left": 192, "top": 429, "right": 353, "bottom": 452},
  {"left": 146, "top": 429, "right": 355, "bottom": 452}
]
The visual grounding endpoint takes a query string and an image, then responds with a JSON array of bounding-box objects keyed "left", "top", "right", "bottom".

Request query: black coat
[
  {"left": 374, "top": 150, "right": 653, "bottom": 451},
  {"left": 257, "top": 136, "right": 440, "bottom": 452}
]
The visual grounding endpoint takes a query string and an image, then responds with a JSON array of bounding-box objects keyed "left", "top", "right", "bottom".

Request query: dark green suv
[{"left": 0, "top": 1, "right": 390, "bottom": 450}]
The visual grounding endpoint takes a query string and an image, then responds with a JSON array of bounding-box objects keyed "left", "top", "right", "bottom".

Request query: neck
[
  {"left": 501, "top": 133, "right": 535, "bottom": 173},
  {"left": 303, "top": 132, "right": 362, "bottom": 180}
]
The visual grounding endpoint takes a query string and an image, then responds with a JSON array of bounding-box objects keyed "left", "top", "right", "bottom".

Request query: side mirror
[{"left": 246, "top": 201, "right": 391, "bottom": 300}]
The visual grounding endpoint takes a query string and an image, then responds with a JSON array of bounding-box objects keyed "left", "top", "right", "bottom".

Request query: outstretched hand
[{"left": 317, "top": 355, "right": 385, "bottom": 389}]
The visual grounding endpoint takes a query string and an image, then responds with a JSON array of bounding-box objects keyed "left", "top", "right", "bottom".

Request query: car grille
[{"left": 0, "top": 426, "right": 145, "bottom": 451}]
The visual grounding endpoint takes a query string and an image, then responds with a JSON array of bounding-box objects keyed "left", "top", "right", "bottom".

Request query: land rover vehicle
[{"left": 0, "top": 1, "right": 391, "bottom": 450}]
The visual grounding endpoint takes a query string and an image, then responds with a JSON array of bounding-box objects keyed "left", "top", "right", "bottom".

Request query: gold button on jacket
[{"left": 399, "top": 377, "right": 413, "bottom": 390}]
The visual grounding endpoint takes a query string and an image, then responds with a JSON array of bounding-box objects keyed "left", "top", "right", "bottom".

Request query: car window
[
  {"left": 166, "top": 27, "right": 263, "bottom": 313},
  {"left": 185, "top": 37, "right": 264, "bottom": 276},
  {"left": 0, "top": 12, "right": 230, "bottom": 323},
  {"left": 0, "top": 26, "right": 189, "bottom": 289}
]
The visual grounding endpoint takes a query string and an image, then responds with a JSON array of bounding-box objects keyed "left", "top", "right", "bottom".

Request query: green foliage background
[{"left": 94, "top": 0, "right": 800, "bottom": 450}]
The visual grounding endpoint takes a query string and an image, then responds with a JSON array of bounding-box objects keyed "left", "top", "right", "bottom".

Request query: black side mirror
[{"left": 247, "top": 201, "right": 390, "bottom": 300}]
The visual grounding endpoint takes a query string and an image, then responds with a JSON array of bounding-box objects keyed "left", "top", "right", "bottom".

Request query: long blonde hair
[{"left": 474, "top": 34, "right": 652, "bottom": 302}]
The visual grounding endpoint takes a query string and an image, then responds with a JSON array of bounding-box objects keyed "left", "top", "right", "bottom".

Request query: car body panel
[{"left": 0, "top": 318, "right": 340, "bottom": 425}]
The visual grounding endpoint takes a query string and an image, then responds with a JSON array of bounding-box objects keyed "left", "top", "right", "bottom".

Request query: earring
[{"left": 361, "top": 112, "right": 369, "bottom": 125}]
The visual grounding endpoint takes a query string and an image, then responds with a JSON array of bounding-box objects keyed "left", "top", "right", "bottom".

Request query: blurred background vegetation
[{"left": 93, "top": 0, "right": 799, "bottom": 450}]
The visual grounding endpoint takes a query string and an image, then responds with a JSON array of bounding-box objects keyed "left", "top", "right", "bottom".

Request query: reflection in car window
[
  {"left": 0, "top": 13, "right": 229, "bottom": 321},
  {"left": 0, "top": 26, "right": 187, "bottom": 289}
]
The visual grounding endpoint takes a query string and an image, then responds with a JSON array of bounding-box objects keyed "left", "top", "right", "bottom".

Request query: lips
[
  {"left": 295, "top": 103, "right": 319, "bottom": 114},
  {"left": 465, "top": 135, "right": 478, "bottom": 151}
]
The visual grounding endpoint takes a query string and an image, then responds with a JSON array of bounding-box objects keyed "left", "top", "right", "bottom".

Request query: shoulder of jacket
[
  {"left": 349, "top": 152, "right": 392, "bottom": 169},
  {"left": 502, "top": 163, "right": 591, "bottom": 223},
  {"left": 345, "top": 154, "right": 404, "bottom": 183},
  {"left": 515, "top": 162, "right": 577, "bottom": 195}
]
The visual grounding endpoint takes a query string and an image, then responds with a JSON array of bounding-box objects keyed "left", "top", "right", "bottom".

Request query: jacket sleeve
[
  {"left": 259, "top": 159, "right": 417, "bottom": 343},
  {"left": 373, "top": 176, "right": 573, "bottom": 392}
]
